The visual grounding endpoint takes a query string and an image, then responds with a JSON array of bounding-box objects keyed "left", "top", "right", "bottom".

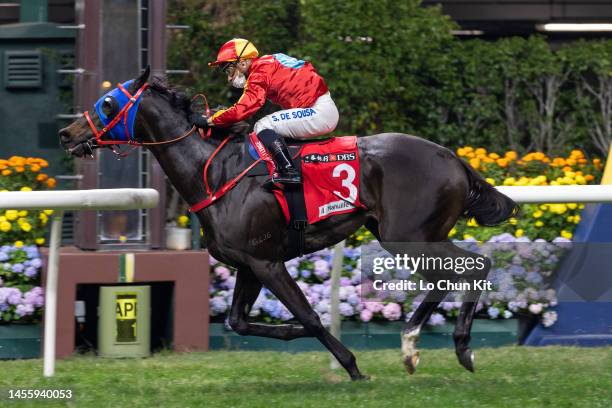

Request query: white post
[
  {"left": 329, "top": 240, "right": 345, "bottom": 370},
  {"left": 43, "top": 210, "right": 64, "bottom": 377}
]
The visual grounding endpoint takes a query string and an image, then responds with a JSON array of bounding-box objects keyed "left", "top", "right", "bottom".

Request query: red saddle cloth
[
  {"left": 301, "top": 136, "right": 364, "bottom": 223},
  {"left": 250, "top": 133, "right": 364, "bottom": 224}
]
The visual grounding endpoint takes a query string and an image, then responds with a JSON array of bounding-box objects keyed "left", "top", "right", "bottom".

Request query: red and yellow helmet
[{"left": 208, "top": 38, "right": 259, "bottom": 67}]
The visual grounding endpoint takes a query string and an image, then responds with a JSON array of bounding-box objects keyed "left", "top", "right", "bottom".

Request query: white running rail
[
  {"left": 496, "top": 185, "right": 612, "bottom": 203},
  {"left": 0, "top": 188, "right": 159, "bottom": 377}
]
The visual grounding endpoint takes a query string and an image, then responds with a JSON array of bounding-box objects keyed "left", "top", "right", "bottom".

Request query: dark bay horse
[{"left": 59, "top": 67, "right": 518, "bottom": 380}]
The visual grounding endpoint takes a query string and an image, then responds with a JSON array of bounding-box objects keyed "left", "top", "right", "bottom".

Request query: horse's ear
[{"left": 134, "top": 65, "right": 150, "bottom": 89}]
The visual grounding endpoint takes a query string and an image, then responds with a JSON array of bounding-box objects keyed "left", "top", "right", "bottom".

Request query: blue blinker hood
[{"left": 93, "top": 79, "right": 142, "bottom": 141}]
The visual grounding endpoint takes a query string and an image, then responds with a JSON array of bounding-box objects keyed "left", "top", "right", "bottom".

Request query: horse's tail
[{"left": 458, "top": 158, "right": 520, "bottom": 226}]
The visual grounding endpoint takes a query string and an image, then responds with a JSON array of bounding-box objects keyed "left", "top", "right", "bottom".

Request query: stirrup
[
  {"left": 273, "top": 173, "right": 302, "bottom": 184},
  {"left": 263, "top": 178, "right": 283, "bottom": 191},
  {"left": 262, "top": 172, "right": 301, "bottom": 190}
]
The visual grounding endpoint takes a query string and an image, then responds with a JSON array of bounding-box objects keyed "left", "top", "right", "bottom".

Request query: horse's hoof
[
  {"left": 457, "top": 349, "right": 475, "bottom": 372},
  {"left": 351, "top": 374, "right": 370, "bottom": 381},
  {"left": 403, "top": 351, "right": 420, "bottom": 375}
]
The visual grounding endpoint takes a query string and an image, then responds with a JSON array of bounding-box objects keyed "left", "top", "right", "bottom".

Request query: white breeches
[{"left": 253, "top": 92, "right": 339, "bottom": 140}]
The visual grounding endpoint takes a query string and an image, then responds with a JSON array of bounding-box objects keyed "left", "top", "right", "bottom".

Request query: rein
[
  {"left": 104, "top": 125, "right": 199, "bottom": 158},
  {"left": 83, "top": 80, "right": 261, "bottom": 212},
  {"left": 187, "top": 94, "right": 263, "bottom": 212},
  {"left": 189, "top": 139, "right": 262, "bottom": 213}
]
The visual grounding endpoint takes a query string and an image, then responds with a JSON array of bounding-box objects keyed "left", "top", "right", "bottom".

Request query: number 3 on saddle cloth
[{"left": 248, "top": 133, "right": 366, "bottom": 257}]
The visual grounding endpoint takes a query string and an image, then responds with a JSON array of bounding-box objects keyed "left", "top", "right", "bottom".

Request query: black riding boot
[{"left": 258, "top": 129, "right": 301, "bottom": 189}]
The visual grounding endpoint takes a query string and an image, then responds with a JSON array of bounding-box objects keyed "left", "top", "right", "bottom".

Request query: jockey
[{"left": 205, "top": 38, "right": 339, "bottom": 188}]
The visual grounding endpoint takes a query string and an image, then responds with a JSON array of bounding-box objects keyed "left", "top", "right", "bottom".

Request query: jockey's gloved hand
[{"left": 189, "top": 113, "right": 210, "bottom": 129}]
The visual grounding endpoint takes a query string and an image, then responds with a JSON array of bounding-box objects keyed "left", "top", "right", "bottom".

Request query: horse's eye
[{"left": 102, "top": 97, "right": 117, "bottom": 117}]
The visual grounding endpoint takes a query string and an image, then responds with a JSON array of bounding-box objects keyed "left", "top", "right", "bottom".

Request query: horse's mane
[
  {"left": 149, "top": 76, "right": 192, "bottom": 116},
  {"left": 149, "top": 76, "right": 250, "bottom": 143}
]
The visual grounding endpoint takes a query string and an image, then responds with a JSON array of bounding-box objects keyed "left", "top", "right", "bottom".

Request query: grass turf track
[{"left": 1, "top": 346, "right": 611, "bottom": 407}]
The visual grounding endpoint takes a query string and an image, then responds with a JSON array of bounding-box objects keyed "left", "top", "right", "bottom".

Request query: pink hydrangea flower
[
  {"left": 215, "top": 266, "right": 231, "bottom": 281},
  {"left": 16, "top": 303, "right": 34, "bottom": 317},
  {"left": 360, "top": 309, "right": 373, "bottom": 322},
  {"left": 382, "top": 302, "right": 402, "bottom": 320},
  {"left": 365, "top": 301, "right": 384, "bottom": 313},
  {"left": 529, "top": 303, "right": 543, "bottom": 314}
]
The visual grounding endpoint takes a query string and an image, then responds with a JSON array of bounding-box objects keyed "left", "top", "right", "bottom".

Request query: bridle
[
  {"left": 79, "top": 78, "right": 253, "bottom": 213},
  {"left": 81, "top": 81, "right": 208, "bottom": 157}
]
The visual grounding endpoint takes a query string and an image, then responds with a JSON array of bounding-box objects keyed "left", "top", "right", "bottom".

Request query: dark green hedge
[{"left": 168, "top": 0, "right": 612, "bottom": 156}]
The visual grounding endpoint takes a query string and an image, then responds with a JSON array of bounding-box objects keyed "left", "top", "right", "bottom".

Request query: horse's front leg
[
  {"left": 246, "top": 258, "right": 368, "bottom": 381},
  {"left": 227, "top": 266, "right": 310, "bottom": 340}
]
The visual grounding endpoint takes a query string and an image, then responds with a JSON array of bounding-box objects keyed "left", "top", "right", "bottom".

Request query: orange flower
[
  {"left": 566, "top": 158, "right": 577, "bottom": 166},
  {"left": 496, "top": 158, "right": 509, "bottom": 168},
  {"left": 1, "top": 169, "right": 11, "bottom": 176},
  {"left": 15, "top": 166, "right": 25, "bottom": 173},
  {"left": 593, "top": 158, "right": 601, "bottom": 165},
  {"left": 552, "top": 157, "right": 566, "bottom": 167},
  {"left": 0, "top": 164, "right": 6, "bottom": 170},
  {"left": 505, "top": 151, "right": 517, "bottom": 160},
  {"left": 29, "top": 164, "right": 41, "bottom": 172},
  {"left": 36, "top": 173, "right": 48, "bottom": 181},
  {"left": 562, "top": 166, "right": 573, "bottom": 172},
  {"left": 585, "top": 174, "right": 595, "bottom": 182},
  {"left": 475, "top": 148, "right": 487, "bottom": 156},
  {"left": 533, "top": 152, "right": 545, "bottom": 160},
  {"left": 39, "top": 159, "right": 49, "bottom": 168},
  {"left": 570, "top": 150, "right": 584, "bottom": 158},
  {"left": 8, "top": 156, "right": 25, "bottom": 167},
  {"left": 469, "top": 158, "right": 480, "bottom": 170},
  {"left": 46, "top": 178, "right": 56, "bottom": 188},
  {"left": 488, "top": 153, "right": 500, "bottom": 160}
]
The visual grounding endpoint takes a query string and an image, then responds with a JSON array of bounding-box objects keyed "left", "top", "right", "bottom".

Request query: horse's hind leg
[
  {"left": 403, "top": 241, "right": 491, "bottom": 373},
  {"left": 377, "top": 241, "right": 456, "bottom": 375},
  {"left": 247, "top": 258, "right": 368, "bottom": 381},
  {"left": 452, "top": 250, "right": 491, "bottom": 372},
  {"left": 228, "top": 266, "right": 309, "bottom": 340},
  {"left": 406, "top": 242, "right": 490, "bottom": 372},
  {"left": 372, "top": 240, "right": 458, "bottom": 374},
  {"left": 401, "top": 286, "right": 448, "bottom": 374}
]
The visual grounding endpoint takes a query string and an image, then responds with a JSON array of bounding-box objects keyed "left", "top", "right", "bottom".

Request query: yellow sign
[
  {"left": 116, "top": 295, "right": 137, "bottom": 320},
  {"left": 115, "top": 293, "right": 137, "bottom": 342}
]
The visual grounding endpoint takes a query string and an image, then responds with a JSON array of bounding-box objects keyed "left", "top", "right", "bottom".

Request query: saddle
[{"left": 245, "top": 132, "right": 364, "bottom": 259}]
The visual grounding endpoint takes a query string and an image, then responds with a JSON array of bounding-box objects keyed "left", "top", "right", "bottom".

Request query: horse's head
[
  {"left": 59, "top": 66, "right": 155, "bottom": 157},
  {"left": 60, "top": 67, "right": 251, "bottom": 157}
]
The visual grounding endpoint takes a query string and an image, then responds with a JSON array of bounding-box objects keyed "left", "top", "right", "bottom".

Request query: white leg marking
[{"left": 401, "top": 327, "right": 421, "bottom": 359}]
